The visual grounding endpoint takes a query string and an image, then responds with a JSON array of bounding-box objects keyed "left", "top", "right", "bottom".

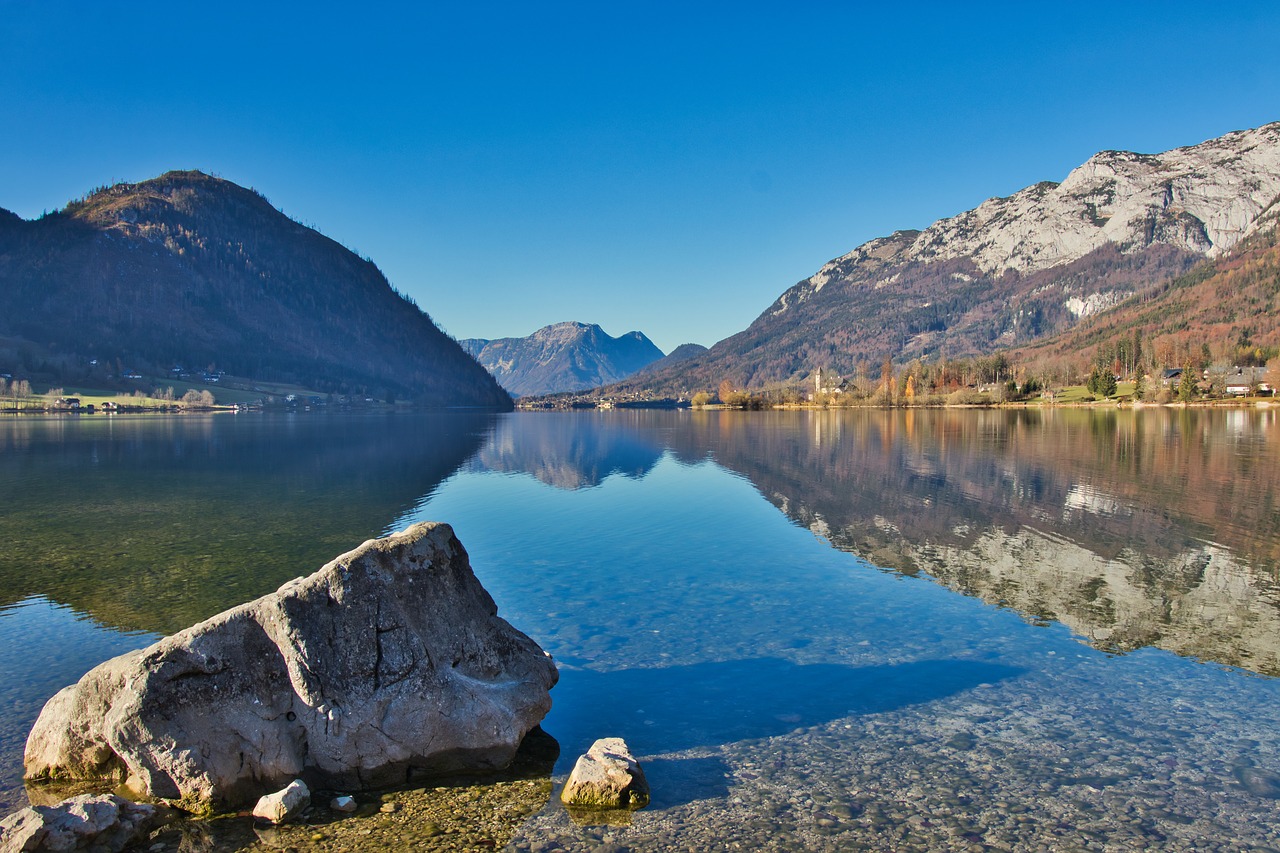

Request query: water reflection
[
  {"left": 0, "top": 412, "right": 495, "bottom": 634},
  {"left": 6, "top": 408, "right": 1280, "bottom": 848},
  {"left": 481, "top": 409, "right": 1280, "bottom": 676},
  {"left": 670, "top": 409, "right": 1280, "bottom": 675},
  {"left": 472, "top": 412, "right": 664, "bottom": 489}
]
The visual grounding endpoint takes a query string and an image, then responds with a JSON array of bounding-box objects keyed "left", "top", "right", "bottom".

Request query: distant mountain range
[
  {"left": 0, "top": 171, "right": 511, "bottom": 409},
  {"left": 607, "top": 121, "right": 1280, "bottom": 396},
  {"left": 460, "top": 322, "right": 666, "bottom": 397}
]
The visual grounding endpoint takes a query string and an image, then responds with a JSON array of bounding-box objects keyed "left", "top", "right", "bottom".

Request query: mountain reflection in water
[
  {"left": 472, "top": 411, "right": 663, "bottom": 489},
  {"left": 483, "top": 408, "right": 1280, "bottom": 676}
]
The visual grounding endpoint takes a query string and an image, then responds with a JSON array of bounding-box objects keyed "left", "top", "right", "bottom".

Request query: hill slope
[
  {"left": 1015, "top": 211, "right": 1280, "bottom": 369},
  {"left": 460, "top": 322, "right": 664, "bottom": 397},
  {"left": 0, "top": 171, "right": 511, "bottom": 409},
  {"left": 610, "top": 122, "right": 1280, "bottom": 396}
]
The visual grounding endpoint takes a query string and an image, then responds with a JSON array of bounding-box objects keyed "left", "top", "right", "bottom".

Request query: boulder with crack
[{"left": 23, "top": 522, "right": 558, "bottom": 812}]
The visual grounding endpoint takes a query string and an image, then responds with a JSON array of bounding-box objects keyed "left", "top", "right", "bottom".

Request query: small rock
[
  {"left": 253, "top": 779, "right": 310, "bottom": 824},
  {"left": 330, "top": 795, "right": 358, "bottom": 812},
  {"left": 560, "top": 737, "right": 649, "bottom": 810},
  {"left": 0, "top": 793, "right": 156, "bottom": 853},
  {"left": 380, "top": 801, "right": 399, "bottom": 813}
]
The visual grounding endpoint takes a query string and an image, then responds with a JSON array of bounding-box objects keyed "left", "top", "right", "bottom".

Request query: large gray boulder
[{"left": 23, "top": 522, "right": 558, "bottom": 812}]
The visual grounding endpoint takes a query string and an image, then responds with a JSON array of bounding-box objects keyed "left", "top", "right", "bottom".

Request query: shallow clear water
[{"left": 3, "top": 408, "right": 1280, "bottom": 850}]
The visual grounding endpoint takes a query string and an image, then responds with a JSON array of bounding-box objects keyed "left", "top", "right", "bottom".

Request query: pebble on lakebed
[
  {"left": 138, "top": 777, "right": 554, "bottom": 852},
  {"left": 135, "top": 727, "right": 561, "bottom": 851}
]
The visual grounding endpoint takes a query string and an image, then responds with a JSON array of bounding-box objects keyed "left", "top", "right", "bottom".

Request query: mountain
[
  {"left": 0, "top": 171, "right": 511, "bottom": 409},
  {"left": 637, "top": 342, "right": 708, "bottom": 373},
  {"left": 460, "top": 322, "right": 664, "bottom": 397},
  {"left": 610, "top": 122, "right": 1280, "bottom": 396},
  {"left": 1014, "top": 207, "right": 1280, "bottom": 368}
]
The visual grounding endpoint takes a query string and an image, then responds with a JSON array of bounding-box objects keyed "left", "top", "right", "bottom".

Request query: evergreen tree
[{"left": 1178, "top": 364, "right": 1198, "bottom": 401}]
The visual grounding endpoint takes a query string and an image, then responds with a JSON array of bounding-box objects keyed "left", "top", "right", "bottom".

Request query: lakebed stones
[
  {"left": 23, "top": 522, "right": 559, "bottom": 813},
  {"left": 0, "top": 793, "right": 156, "bottom": 853},
  {"left": 252, "top": 779, "right": 310, "bottom": 824},
  {"left": 560, "top": 737, "right": 649, "bottom": 810}
]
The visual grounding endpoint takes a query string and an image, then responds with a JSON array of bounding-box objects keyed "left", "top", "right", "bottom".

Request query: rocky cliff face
[
  {"left": 461, "top": 322, "right": 664, "bottom": 397},
  {"left": 611, "top": 122, "right": 1280, "bottom": 395},
  {"left": 781, "top": 123, "right": 1280, "bottom": 309}
]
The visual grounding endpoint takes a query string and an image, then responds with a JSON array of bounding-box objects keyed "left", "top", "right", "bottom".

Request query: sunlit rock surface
[
  {"left": 23, "top": 523, "right": 558, "bottom": 812},
  {"left": 784, "top": 122, "right": 1280, "bottom": 309},
  {"left": 0, "top": 794, "right": 155, "bottom": 852},
  {"left": 560, "top": 738, "right": 649, "bottom": 810}
]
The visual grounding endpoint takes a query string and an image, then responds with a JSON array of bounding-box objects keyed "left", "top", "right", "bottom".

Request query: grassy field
[
  {"left": 3, "top": 373, "right": 338, "bottom": 409},
  {"left": 1048, "top": 381, "right": 1136, "bottom": 403}
]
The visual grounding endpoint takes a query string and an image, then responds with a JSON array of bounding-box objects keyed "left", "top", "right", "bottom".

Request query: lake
[{"left": 2, "top": 408, "right": 1280, "bottom": 851}]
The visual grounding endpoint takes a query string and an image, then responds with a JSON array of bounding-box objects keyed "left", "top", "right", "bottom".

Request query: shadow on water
[{"left": 547, "top": 657, "right": 1022, "bottom": 766}]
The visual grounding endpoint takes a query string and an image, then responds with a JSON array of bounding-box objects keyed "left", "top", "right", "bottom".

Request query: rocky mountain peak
[
  {"left": 775, "top": 122, "right": 1280, "bottom": 316},
  {"left": 462, "top": 322, "right": 664, "bottom": 397},
  {"left": 911, "top": 122, "right": 1280, "bottom": 276}
]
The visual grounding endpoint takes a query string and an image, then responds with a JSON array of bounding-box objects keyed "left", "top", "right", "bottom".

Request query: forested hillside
[{"left": 0, "top": 171, "right": 511, "bottom": 409}]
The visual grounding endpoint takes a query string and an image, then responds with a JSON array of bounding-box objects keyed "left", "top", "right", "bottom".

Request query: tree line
[{"left": 693, "top": 326, "right": 1279, "bottom": 409}]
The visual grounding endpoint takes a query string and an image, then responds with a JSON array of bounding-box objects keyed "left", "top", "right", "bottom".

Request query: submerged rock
[
  {"left": 560, "top": 737, "right": 649, "bottom": 810},
  {"left": 1234, "top": 765, "right": 1280, "bottom": 799},
  {"left": 0, "top": 793, "right": 156, "bottom": 852},
  {"left": 23, "top": 522, "right": 558, "bottom": 812},
  {"left": 329, "top": 795, "right": 357, "bottom": 813}
]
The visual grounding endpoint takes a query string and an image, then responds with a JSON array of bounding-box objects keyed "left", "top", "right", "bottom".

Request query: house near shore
[{"left": 1217, "top": 366, "right": 1272, "bottom": 396}]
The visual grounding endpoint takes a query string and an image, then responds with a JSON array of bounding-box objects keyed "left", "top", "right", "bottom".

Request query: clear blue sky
[{"left": 3, "top": 1, "right": 1278, "bottom": 353}]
